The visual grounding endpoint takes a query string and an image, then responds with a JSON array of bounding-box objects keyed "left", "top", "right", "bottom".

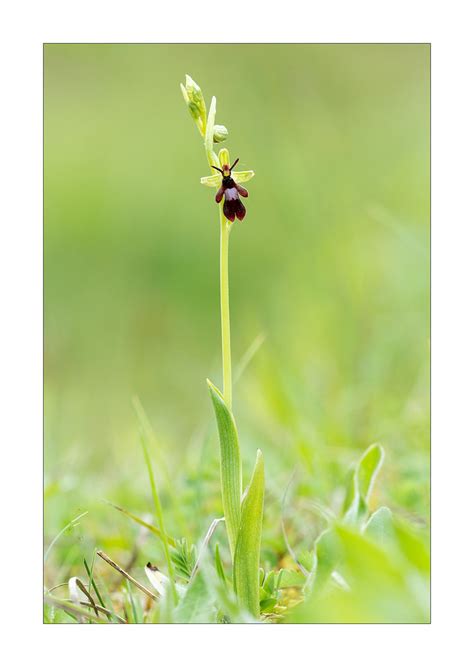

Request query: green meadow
[{"left": 44, "top": 44, "right": 430, "bottom": 623}]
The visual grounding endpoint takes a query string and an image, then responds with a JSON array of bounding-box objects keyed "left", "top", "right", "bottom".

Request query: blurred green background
[{"left": 44, "top": 44, "right": 429, "bottom": 593}]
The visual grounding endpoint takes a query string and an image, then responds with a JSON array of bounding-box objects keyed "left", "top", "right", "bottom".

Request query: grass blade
[
  {"left": 104, "top": 501, "right": 176, "bottom": 547},
  {"left": 44, "top": 511, "right": 88, "bottom": 562},
  {"left": 44, "top": 596, "right": 107, "bottom": 624},
  {"left": 132, "top": 396, "right": 177, "bottom": 603},
  {"left": 189, "top": 516, "right": 224, "bottom": 582},
  {"left": 233, "top": 449, "right": 264, "bottom": 619},
  {"left": 234, "top": 332, "right": 266, "bottom": 383},
  {"left": 83, "top": 556, "right": 106, "bottom": 609},
  {"left": 126, "top": 579, "right": 141, "bottom": 623},
  {"left": 132, "top": 396, "right": 188, "bottom": 538}
]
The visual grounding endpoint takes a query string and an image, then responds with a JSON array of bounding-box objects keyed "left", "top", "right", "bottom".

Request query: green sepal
[{"left": 232, "top": 170, "right": 255, "bottom": 184}]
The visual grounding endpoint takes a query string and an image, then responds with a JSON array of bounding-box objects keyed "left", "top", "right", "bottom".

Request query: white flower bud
[{"left": 213, "top": 124, "right": 229, "bottom": 143}]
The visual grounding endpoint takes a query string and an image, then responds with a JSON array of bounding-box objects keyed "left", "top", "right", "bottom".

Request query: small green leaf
[
  {"left": 260, "top": 597, "right": 278, "bottom": 613},
  {"left": 277, "top": 568, "right": 306, "bottom": 589},
  {"left": 312, "top": 529, "right": 340, "bottom": 594},
  {"left": 358, "top": 443, "right": 384, "bottom": 501},
  {"left": 344, "top": 444, "right": 385, "bottom": 524},
  {"left": 171, "top": 538, "right": 197, "bottom": 581},
  {"left": 207, "top": 379, "right": 242, "bottom": 557},
  {"left": 364, "top": 506, "right": 394, "bottom": 546},
  {"left": 233, "top": 450, "right": 265, "bottom": 619},
  {"left": 262, "top": 570, "right": 275, "bottom": 595},
  {"left": 393, "top": 520, "right": 430, "bottom": 574},
  {"left": 298, "top": 549, "right": 316, "bottom": 573}
]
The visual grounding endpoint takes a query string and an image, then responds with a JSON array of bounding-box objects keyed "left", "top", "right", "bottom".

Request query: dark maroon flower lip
[{"left": 212, "top": 158, "right": 249, "bottom": 222}]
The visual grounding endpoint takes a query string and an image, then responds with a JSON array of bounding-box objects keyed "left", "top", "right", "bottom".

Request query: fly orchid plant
[{"left": 181, "top": 75, "right": 264, "bottom": 619}]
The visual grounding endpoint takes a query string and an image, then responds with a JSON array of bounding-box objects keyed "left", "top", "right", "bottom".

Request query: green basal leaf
[
  {"left": 207, "top": 379, "right": 242, "bottom": 557},
  {"left": 198, "top": 544, "right": 254, "bottom": 623},
  {"left": 173, "top": 572, "right": 215, "bottom": 623},
  {"left": 233, "top": 450, "right": 265, "bottom": 619}
]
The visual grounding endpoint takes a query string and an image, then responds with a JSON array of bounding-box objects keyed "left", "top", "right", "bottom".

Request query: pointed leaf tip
[{"left": 343, "top": 443, "right": 385, "bottom": 525}]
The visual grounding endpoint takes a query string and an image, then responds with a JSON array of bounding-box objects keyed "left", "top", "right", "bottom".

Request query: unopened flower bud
[
  {"left": 185, "top": 75, "right": 206, "bottom": 119},
  {"left": 213, "top": 124, "right": 228, "bottom": 143},
  {"left": 180, "top": 74, "right": 207, "bottom": 134}
]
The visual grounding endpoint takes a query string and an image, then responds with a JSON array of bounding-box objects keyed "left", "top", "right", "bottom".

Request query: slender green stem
[{"left": 219, "top": 206, "right": 232, "bottom": 409}]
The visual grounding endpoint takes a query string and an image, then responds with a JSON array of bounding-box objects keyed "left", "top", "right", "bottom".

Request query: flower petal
[
  {"left": 224, "top": 196, "right": 246, "bottom": 222},
  {"left": 233, "top": 170, "right": 255, "bottom": 184},
  {"left": 235, "top": 182, "right": 248, "bottom": 197},
  {"left": 215, "top": 185, "right": 225, "bottom": 203},
  {"left": 145, "top": 563, "right": 167, "bottom": 596}
]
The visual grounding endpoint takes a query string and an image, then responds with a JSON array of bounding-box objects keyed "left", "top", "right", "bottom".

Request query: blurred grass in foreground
[{"left": 44, "top": 44, "right": 429, "bottom": 622}]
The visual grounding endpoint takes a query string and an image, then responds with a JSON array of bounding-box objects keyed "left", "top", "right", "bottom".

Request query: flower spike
[{"left": 180, "top": 75, "right": 255, "bottom": 221}]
